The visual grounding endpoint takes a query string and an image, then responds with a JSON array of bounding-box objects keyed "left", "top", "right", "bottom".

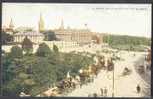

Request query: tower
[
  {"left": 38, "top": 13, "right": 45, "bottom": 33},
  {"left": 60, "top": 18, "right": 64, "bottom": 29},
  {"left": 9, "top": 18, "right": 14, "bottom": 29}
]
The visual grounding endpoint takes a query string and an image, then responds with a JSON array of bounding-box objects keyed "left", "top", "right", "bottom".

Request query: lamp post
[{"left": 112, "top": 62, "right": 115, "bottom": 97}]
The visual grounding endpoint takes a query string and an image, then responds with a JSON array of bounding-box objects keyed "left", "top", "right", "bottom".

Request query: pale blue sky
[{"left": 2, "top": 3, "right": 152, "bottom": 38}]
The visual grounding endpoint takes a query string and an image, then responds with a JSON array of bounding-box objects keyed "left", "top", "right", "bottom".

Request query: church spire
[
  {"left": 39, "top": 13, "right": 45, "bottom": 33},
  {"left": 60, "top": 18, "right": 64, "bottom": 29},
  {"left": 9, "top": 18, "right": 14, "bottom": 29}
]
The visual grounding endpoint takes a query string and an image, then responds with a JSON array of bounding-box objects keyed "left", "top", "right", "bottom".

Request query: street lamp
[{"left": 112, "top": 61, "right": 115, "bottom": 97}]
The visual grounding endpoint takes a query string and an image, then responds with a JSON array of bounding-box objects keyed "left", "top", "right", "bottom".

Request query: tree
[
  {"left": 2, "top": 47, "right": 94, "bottom": 96},
  {"left": 36, "top": 43, "right": 51, "bottom": 57},
  {"left": 2, "top": 31, "right": 14, "bottom": 45},
  {"left": 53, "top": 44, "right": 59, "bottom": 53},
  {"left": 31, "top": 57, "right": 57, "bottom": 88},
  {"left": 43, "top": 31, "right": 56, "bottom": 41},
  {"left": 9, "top": 46, "right": 23, "bottom": 59},
  {"left": 22, "top": 36, "right": 33, "bottom": 55}
]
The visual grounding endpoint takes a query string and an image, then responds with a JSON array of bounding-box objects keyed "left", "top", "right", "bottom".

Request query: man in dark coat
[{"left": 136, "top": 84, "right": 141, "bottom": 93}]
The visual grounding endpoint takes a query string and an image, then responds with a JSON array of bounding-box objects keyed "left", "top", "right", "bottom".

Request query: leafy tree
[
  {"left": 9, "top": 46, "right": 23, "bottom": 59},
  {"left": 103, "top": 34, "right": 151, "bottom": 51},
  {"left": 2, "top": 79, "right": 22, "bottom": 96},
  {"left": 43, "top": 31, "right": 56, "bottom": 41},
  {"left": 2, "top": 46, "right": 94, "bottom": 96},
  {"left": 53, "top": 44, "right": 59, "bottom": 53},
  {"left": 31, "top": 57, "right": 57, "bottom": 87},
  {"left": 36, "top": 43, "right": 51, "bottom": 57},
  {"left": 2, "top": 55, "right": 16, "bottom": 83},
  {"left": 22, "top": 36, "right": 33, "bottom": 55},
  {"left": 2, "top": 31, "right": 14, "bottom": 45}
]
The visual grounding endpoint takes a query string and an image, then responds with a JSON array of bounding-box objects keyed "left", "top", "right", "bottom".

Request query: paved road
[
  {"left": 65, "top": 51, "right": 151, "bottom": 97},
  {"left": 134, "top": 54, "right": 151, "bottom": 96}
]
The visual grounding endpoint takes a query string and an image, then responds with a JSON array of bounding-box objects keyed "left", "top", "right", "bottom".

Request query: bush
[
  {"left": 22, "top": 36, "right": 33, "bottom": 55},
  {"left": 43, "top": 31, "right": 56, "bottom": 41},
  {"left": 53, "top": 44, "right": 59, "bottom": 53},
  {"left": 2, "top": 31, "right": 14, "bottom": 45},
  {"left": 9, "top": 46, "right": 23, "bottom": 59},
  {"left": 2, "top": 47, "right": 93, "bottom": 96},
  {"left": 36, "top": 43, "right": 51, "bottom": 57}
]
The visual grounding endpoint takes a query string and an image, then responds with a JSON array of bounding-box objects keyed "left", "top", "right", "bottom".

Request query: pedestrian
[
  {"left": 93, "top": 93, "right": 97, "bottom": 97},
  {"left": 104, "top": 87, "right": 107, "bottom": 96},
  {"left": 136, "top": 84, "right": 141, "bottom": 93},
  {"left": 100, "top": 88, "right": 103, "bottom": 96}
]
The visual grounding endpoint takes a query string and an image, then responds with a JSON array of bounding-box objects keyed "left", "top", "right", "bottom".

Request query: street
[{"left": 65, "top": 51, "right": 150, "bottom": 97}]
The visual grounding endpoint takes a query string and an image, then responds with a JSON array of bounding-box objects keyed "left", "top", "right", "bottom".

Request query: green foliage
[
  {"left": 2, "top": 46, "right": 93, "bottom": 96},
  {"left": 43, "top": 31, "right": 56, "bottom": 41},
  {"left": 103, "top": 35, "right": 151, "bottom": 46},
  {"left": 9, "top": 46, "right": 23, "bottom": 59},
  {"left": 31, "top": 57, "right": 57, "bottom": 85},
  {"left": 2, "top": 31, "right": 14, "bottom": 45},
  {"left": 22, "top": 36, "right": 33, "bottom": 55},
  {"left": 2, "top": 79, "right": 23, "bottom": 96},
  {"left": 103, "top": 34, "right": 151, "bottom": 51},
  {"left": 2, "top": 55, "right": 16, "bottom": 83},
  {"left": 53, "top": 44, "right": 59, "bottom": 53},
  {"left": 36, "top": 43, "right": 51, "bottom": 57}
]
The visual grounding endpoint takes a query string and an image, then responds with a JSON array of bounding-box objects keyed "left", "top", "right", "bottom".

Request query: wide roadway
[{"left": 66, "top": 51, "right": 150, "bottom": 97}]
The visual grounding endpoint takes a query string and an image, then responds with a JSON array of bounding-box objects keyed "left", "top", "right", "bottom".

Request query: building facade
[
  {"left": 14, "top": 31, "right": 44, "bottom": 44},
  {"left": 52, "top": 20, "right": 94, "bottom": 45},
  {"left": 8, "top": 14, "right": 103, "bottom": 45}
]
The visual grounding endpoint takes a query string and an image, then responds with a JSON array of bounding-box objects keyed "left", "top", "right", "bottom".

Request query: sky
[{"left": 2, "top": 3, "right": 152, "bottom": 38}]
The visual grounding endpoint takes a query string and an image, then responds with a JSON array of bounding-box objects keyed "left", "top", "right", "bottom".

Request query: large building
[
  {"left": 6, "top": 14, "right": 103, "bottom": 45},
  {"left": 14, "top": 31, "right": 44, "bottom": 44},
  {"left": 52, "top": 19, "right": 97, "bottom": 45},
  {"left": 12, "top": 14, "right": 45, "bottom": 44},
  {"left": 38, "top": 14, "right": 103, "bottom": 45}
]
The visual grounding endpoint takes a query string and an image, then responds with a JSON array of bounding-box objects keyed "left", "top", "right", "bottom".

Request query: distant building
[
  {"left": 14, "top": 31, "right": 44, "bottom": 44},
  {"left": 2, "top": 18, "right": 14, "bottom": 35},
  {"left": 5, "top": 14, "right": 103, "bottom": 45},
  {"left": 38, "top": 13, "right": 103, "bottom": 45},
  {"left": 15, "top": 27, "right": 34, "bottom": 33},
  {"left": 91, "top": 34, "right": 103, "bottom": 44},
  {"left": 43, "top": 41, "right": 79, "bottom": 50},
  {"left": 52, "top": 19, "right": 94, "bottom": 45}
]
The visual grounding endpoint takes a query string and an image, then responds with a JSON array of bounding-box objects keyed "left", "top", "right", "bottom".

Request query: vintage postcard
[{"left": 1, "top": 3, "right": 151, "bottom": 97}]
